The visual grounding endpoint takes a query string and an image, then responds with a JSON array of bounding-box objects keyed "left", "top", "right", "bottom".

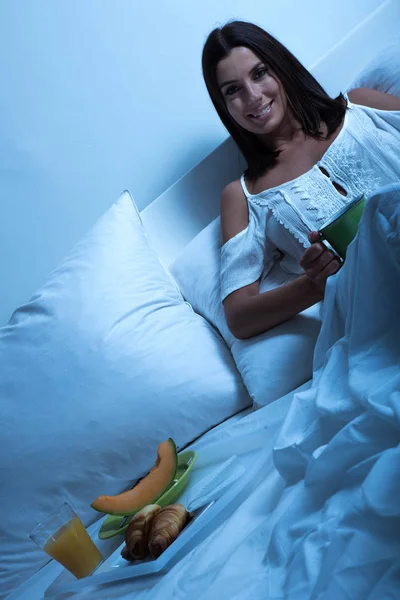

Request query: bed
[{"left": 2, "top": 8, "right": 400, "bottom": 600}]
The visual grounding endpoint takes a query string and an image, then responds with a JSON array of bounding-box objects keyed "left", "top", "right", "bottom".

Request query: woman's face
[{"left": 216, "top": 46, "right": 288, "bottom": 137}]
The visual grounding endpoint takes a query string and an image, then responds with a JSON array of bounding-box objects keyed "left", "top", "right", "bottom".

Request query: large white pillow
[
  {"left": 0, "top": 192, "right": 250, "bottom": 597},
  {"left": 170, "top": 219, "right": 321, "bottom": 409},
  {"left": 348, "top": 37, "right": 400, "bottom": 96}
]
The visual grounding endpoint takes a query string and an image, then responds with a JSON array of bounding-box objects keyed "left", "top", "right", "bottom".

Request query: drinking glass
[{"left": 30, "top": 502, "right": 103, "bottom": 579}]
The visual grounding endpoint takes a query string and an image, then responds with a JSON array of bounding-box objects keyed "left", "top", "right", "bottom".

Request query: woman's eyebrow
[
  {"left": 219, "top": 61, "right": 264, "bottom": 89},
  {"left": 250, "top": 61, "right": 265, "bottom": 74},
  {"left": 219, "top": 78, "right": 237, "bottom": 90}
]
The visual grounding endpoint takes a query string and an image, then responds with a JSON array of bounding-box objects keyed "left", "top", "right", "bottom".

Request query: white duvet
[
  {"left": 39, "top": 184, "right": 400, "bottom": 600},
  {"left": 269, "top": 183, "right": 400, "bottom": 599}
]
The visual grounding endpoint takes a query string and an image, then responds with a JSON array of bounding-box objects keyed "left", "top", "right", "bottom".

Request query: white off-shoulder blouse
[{"left": 221, "top": 96, "right": 400, "bottom": 301}]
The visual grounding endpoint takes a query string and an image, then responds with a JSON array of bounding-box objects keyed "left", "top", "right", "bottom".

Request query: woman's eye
[
  {"left": 225, "top": 85, "right": 239, "bottom": 97},
  {"left": 254, "top": 68, "right": 267, "bottom": 80}
]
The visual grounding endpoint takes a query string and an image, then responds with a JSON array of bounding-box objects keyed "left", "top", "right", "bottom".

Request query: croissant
[
  {"left": 148, "top": 503, "right": 190, "bottom": 559},
  {"left": 122, "top": 504, "right": 161, "bottom": 561}
]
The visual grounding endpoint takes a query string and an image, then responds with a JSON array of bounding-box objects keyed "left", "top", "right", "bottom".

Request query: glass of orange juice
[{"left": 30, "top": 502, "right": 103, "bottom": 579}]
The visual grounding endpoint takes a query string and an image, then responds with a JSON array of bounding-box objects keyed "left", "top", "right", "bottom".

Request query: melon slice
[{"left": 91, "top": 439, "right": 178, "bottom": 516}]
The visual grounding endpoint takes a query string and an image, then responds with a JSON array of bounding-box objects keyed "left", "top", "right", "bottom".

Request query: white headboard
[
  {"left": 141, "top": 0, "right": 400, "bottom": 267},
  {"left": 140, "top": 137, "right": 245, "bottom": 268}
]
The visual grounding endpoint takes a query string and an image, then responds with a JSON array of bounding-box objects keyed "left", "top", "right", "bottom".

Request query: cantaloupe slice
[{"left": 91, "top": 439, "right": 178, "bottom": 516}]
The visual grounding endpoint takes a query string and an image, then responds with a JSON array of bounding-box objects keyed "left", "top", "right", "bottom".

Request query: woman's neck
[{"left": 260, "top": 114, "right": 304, "bottom": 153}]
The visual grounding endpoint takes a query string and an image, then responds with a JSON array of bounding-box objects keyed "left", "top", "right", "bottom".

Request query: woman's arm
[
  {"left": 223, "top": 276, "right": 323, "bottom": 339},
  {"left": 220, "top": 182, "right": 323, "bottom": 339},
  {"left": 348, "top": 87, "right": 400, "bottom": 110}
]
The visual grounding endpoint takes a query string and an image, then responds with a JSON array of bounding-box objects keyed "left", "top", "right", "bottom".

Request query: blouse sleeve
[{"left": 220, "top": 212, "right": 276, "bottom": 302}]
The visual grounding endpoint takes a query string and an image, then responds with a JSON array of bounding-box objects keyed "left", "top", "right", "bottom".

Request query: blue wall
[{"left": 0, "top": 0, "right": 393, "bottom": 324}]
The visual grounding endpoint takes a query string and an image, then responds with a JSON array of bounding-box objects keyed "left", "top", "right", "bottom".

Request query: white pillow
[
  {"left": 0, "top": 192, "right": 250, "bottom": 597},
  {"left": 170, "top": 219, "right": 321, "bottom": 409},
  {"left": 348, "top": 37, "right": 400, "bottom": 96}
]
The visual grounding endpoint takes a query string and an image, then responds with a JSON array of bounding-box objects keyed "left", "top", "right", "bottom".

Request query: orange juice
[{"left": 44, "top": 516, "right": 102, "bottom": 579}]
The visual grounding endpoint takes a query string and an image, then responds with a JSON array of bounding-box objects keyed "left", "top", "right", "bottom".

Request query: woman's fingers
[
  {"left": 314, "top": 256, "right": 342, "bottom": 288},
  {"left": 300, "top": 231, "right": 342, "bottom": 290},
  {"left": 305, "top": 249, "right": 336, "bottom": 280},
  {"left": 308, "top": 230, "right": 321, "bottom": 244},
  {"left": 300, "top": 242, "right": 327, "bottom": 269}
]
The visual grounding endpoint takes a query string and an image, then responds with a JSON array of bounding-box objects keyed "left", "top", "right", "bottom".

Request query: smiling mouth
[{"left": 248, "top": 100, "right": 273, "bottom": 119}]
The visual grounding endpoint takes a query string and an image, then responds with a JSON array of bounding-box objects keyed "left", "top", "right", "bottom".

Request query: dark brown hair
[{"left": 202, "top": 21, "right": 346, "bottom": 180}]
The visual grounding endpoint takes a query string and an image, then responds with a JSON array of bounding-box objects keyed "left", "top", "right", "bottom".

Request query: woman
[{"left": 202, "top": 21, "right": 400, "bottom": 339}]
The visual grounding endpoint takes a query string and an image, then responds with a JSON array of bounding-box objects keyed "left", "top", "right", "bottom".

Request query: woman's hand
[{"left": 300, "top": 232, "right": 342, "bottom": 291}]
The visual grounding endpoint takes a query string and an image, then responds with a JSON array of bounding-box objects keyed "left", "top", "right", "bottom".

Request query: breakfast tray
[{"left": 44, "top": 452, "right": 267, "bottom": 597}]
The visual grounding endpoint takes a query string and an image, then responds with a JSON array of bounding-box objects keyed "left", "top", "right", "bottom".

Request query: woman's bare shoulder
[
  {"left": 221, "top": 179, "right": 244, "bottom": 201},
  {"left": 220, "top": 179, "right": 249, "bottom": 244}
]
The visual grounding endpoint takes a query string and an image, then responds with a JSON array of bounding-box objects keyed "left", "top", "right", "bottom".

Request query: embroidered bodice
[{"left": 220, "top": 96, "right": 400, "bottom": 301}]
